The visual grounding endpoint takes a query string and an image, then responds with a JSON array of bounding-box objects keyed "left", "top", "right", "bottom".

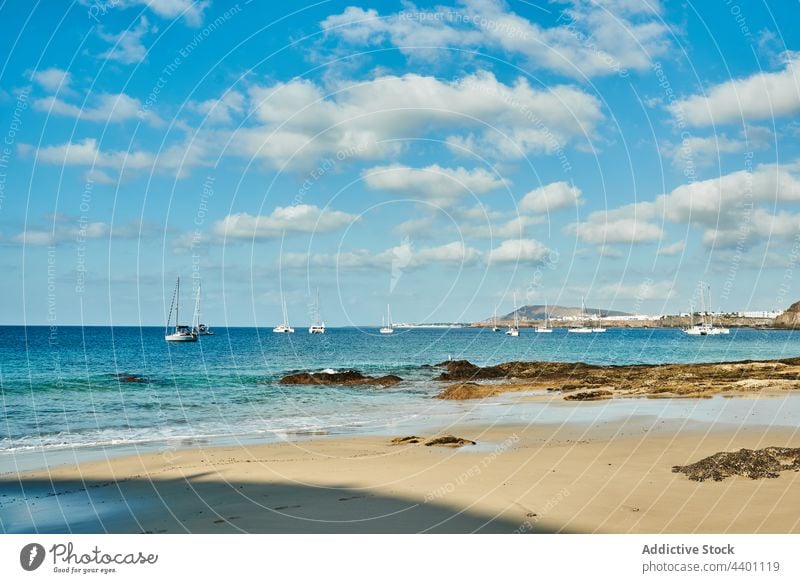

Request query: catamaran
[
  {"left": 535, "top": 301, "right": 553, "bottom": 333},
  {"left": 308, "top": 288, "right": 326, "bottom": 334},
  {"left": 191, "top": 283, "right": 213, "bottom": 336},
  {"left": 273, "top": 299, "right": 295, "bottom": 333},
  {"left": 165, "top": 277, "right": 198, "bottom": 342},
  {"left": 379, "top": 304, "right": 394, "bottom": 334},
  {"left": 505, "top": 294, "right": 520, "bottom": 337},
  {"left": 684, "top": 284, "right": 729, "bottom": 335},
  {"left": 568, "top": 298, "right": 594, "bottom": 333}
]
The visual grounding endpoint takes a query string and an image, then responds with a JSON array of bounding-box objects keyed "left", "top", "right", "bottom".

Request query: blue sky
[{"left": 1, "top": 0, "right": 799, "bottom": 326}]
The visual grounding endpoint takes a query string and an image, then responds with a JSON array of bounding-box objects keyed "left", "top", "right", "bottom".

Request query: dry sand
[{"left": 2, "top": 416, "right": 798, "bottom": 534}]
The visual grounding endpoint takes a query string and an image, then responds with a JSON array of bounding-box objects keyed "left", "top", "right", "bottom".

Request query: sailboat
[
  {"left": 568, "top": 298, "right": 593, "bottom": 333},
  {"left": 491, "top": 309, "right": 499, "bottom": 332},
  {"left": 505, "top": 294, "right": 520, "bottom": 336},
  {"left": 191, "top": 282, "right": 213, "bottom": 336},
  {"left": 308, "top": 288, "right": 326, "bottom": 334},
  {"left": 165, "top": 277, "right": 198, "bottom": 342},
  {"left": 535, "top": 302, "right": 553, "bottom": 333},
  {"left": 379, "top": 304, "right": 394, "bottom": 334},
  {"left": 684, "top": 284, "right": 728, "bottom": 335},
  {"left": 273, "top": 298, "right": 295, "bottom": 333}
]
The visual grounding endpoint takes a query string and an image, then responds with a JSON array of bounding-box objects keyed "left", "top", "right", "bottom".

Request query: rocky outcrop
[
  {"left": 389, "top": 435, "right": 476, "bottom": 447},
  {"left": 431, "top": 358, "right": 800, "bottom": 400},
  {"left": 672, "top": 447, "right": 800, "bottom": 481},
  {"left": 280, "top": 370, "right": 402, "bottom": 386},
  {"left": 774, "top": 300, "right": 800, "bottom": 328},
  {"left": 563, "top": 390, "right": 613, "bottom": 401}
]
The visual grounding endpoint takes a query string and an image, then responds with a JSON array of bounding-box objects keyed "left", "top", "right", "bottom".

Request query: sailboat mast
[{"left": 176, "top": 277, "right": 180, "bottom": 332}]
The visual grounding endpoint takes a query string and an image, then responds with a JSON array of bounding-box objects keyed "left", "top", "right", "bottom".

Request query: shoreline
[{"left": 2, "top": 404, "right": 799, "bottom": 534}]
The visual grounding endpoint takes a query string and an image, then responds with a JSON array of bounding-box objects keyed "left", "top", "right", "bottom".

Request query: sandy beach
[{"left": 2, "top": 411, "right": 799, "bottom": 534}]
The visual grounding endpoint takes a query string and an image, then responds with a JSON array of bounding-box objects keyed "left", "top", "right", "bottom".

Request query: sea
[{"left": 2, "top": 325, "right": 800, "bottom": 472}]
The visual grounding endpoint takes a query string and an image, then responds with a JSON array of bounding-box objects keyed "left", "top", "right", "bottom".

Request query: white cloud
[
  {"left": 487, "top": 238, "right": 553, "bottom": 264},
  {"left": 662, "top": 126, "right": 772, "bottom": 169},
  {"left": 361, "top": 164, "right": 507, "bottom": 207},
  {"left": 33, "top": 92, "right": 157, "bottom": 124},
  {"left": 657, "top": 240, "right": 685, "bottom": 256},
  {"left": 28, "top": 137, "right": 207, "bottom": 178},
  {"left": 132, "top": 0, "right": 209, "bottom": 26},
  {"left": 460, "top": 215, "right": 543, "bottom": 239},
  {"left": 282, "top": 240, "right": 481, "bottom": 270},
  {"left": 321, "top": 0, "right": 670, "bottom": 78},
  {"left": 189, "top": 90, "right": 245, "bottom": 125},
  {"left": 669, "top": 56, "right": 800, "bottom": 126},
  {"left": 569, "top": 203, "right": 664, "bottom": 244},
  {"left": 99, "top": 17, "right": 153, "bottom": 64},
  {"left": 213, "top": 205, "right": 357, "bottom": 240},
  {"left": 32, "top": 68, "right": 71, "bottom": 92},
  {"left": 519, "top": 181, "right": 583, "bottom": 213},
  {"left": 595, "top": 280, "right": 677, "bottom": 300},
  {"left": 228, "top": 71, "right": 603, "bottom": 169},
  {"left": 570, "top": 161, "right": 800, "bottom": 250}
]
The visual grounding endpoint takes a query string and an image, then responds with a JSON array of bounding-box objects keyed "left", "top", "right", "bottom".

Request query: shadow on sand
[{"left": 0, "top": 474, "right": 562, "bottom": 534}]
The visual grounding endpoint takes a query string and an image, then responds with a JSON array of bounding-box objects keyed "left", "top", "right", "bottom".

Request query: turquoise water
[{"left": 1, "top": 326, "right": 799, "bottom": 463}]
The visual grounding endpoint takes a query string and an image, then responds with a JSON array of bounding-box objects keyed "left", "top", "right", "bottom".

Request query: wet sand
[{"left": 2, "top": 415, "right": 798, "bottom": 533}]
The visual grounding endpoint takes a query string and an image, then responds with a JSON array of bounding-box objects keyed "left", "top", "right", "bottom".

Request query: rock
[
  {"left": 672, "top": 446, "right": 800, "bottom": 481},
  {"left": 113, "top": 373, "right": 148, "bottom": 383},
  {"left": 279, "top": 370, "right": 402, "bottom": 386},
  {"left": 434, "top": 382, "right": 504, "bottom": 400},
  {"left": 390, "top": 436, "right": 424, "bottom": 445},
  {"left": 424, "top": 435, "right": 476, "bottom": 447},
  {"left": 774, "top": 300, "right": 800, "bottom": 328},
  {"left": 563, "top": 390, "right": 613, "bottom": 401}
]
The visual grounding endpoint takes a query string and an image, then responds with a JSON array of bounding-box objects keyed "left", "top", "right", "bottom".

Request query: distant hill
[{"left": 490, "top": 304, "right": 632, "bottom": 322}]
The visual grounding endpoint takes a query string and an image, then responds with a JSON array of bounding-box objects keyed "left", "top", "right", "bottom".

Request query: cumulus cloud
[
  {"left": 570, "top": 161, "right": 800, "bottom": 250},
  {"left": 568, "top": 203, "right": 664, "bottom": 244},
  {"left": 31, "top": 68, "right": 71, "bottom": 92},
  {"left": 361, "top": 164, "right": 507, "bottom": 207},
  {"left": 594, "top": 280, "right": 677, "bottom": 300},
  {"left": 213, "top": 205, "right": 357, "bottom": 240},
  {"left": 519, "top": 181, "right": 583, "bottom": 213},
  {"left": 662, "top": 126, "right": 773, "bottom": 169},
  {"left": 27, "top": 137, "right": 208, "bottom": 178},
  {"left": 321, "top": 0, "right": 670, "bottom": 78},
  {"left": 33, "top": 92, "right": 157, "bottom": 124},
  {"left": 487, "top": 238, "right": 554, "bottom": 264},
  {"left": 189, "top": 90, "right": 245, "bottom": 125},
  {"left": 657, "top": 240, "right": 685, "bottom": 256},
  {"left": 669, "top": 56, "right": 800, "bottom": 126},
  {"left": 229, "top": 71, "right": 603, "bottom": 169},
  {"left": 282, "top": 240, "right": 481, "bottom": 270},
  {"left": 98, "top": 17, "right": 153, "bottom": 64}
]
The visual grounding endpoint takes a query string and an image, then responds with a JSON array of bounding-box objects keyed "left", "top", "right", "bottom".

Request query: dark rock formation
[
  {"left": 390, "top": 436, "right": 424, "bottom": 445},
  {"left": 672, "top": 447, "right": 800, "bottom": 481},
  {"left": 424, "top": 435, "right": 476, "bottom": 447},
  {"left": 280, "top": 370, "right": 402, "bottom": 386},
  {"left": 563, "top": 390, "right": 613, "bottom": 401}
]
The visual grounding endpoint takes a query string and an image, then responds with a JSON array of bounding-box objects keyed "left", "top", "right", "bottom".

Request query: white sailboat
[
  {"left": 491, "top": 309, "right": 499, "bottom": 332},
  {"left": 684, "top": 284, "right": 728, "bottom": 335},
  {"left": 308, "top": 288, "right": 325, "bottom": 334},
  {"left": 165, "top": 277, "right": 198, "bottom": 342},
  {"left": 535, "top": 302, "right": 553, "bottom": 333},
  {"left": 568, "top": 298, "right": 594, "bottom": 333},
  {"left": 505, "top": 294, "right": 520, "bottom": 336},
  {"left": 273, "top": 298, "right": 295, "bottom": 333},
  {"left": 191, "top": 282, "right": 214, "bottom": 336},
  {"left": 379, "top": 304, "right": 394, "bottom": 334}
]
